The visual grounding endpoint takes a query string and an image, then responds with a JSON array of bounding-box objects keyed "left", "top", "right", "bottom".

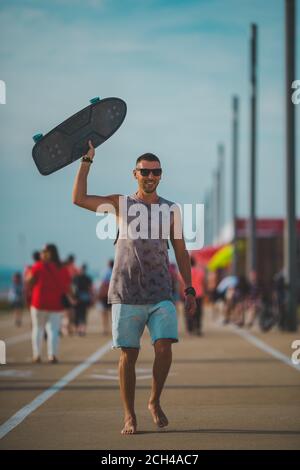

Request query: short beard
[{"left": 142, "top": 183, "right": 157, "bottom": 194}]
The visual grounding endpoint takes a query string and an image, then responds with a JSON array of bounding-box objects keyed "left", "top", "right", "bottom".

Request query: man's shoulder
[{"left": 159, "top": 196, "right": 177, "bottom": 207}]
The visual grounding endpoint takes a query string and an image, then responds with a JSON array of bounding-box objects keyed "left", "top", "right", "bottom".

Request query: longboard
[{"left": 32, "top": 97, "right": 127, "bottom": 175}]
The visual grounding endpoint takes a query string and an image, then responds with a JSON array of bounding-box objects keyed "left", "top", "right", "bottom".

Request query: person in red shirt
[
  {"left": 23, "top": 251, "right": 41, "bottom": 309},
  {"left": 65, "top": 254, "right": 80, "bottom": 279},
  {"left": 26, "top": 244, "right": 72, "bottom": 363}
]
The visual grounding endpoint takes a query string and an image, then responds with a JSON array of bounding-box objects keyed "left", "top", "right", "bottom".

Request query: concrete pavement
[{"left": 0, "top": 307, "right": 300, "bottom": 450}]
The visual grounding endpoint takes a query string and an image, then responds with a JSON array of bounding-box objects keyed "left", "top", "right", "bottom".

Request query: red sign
[{"left": 236, "top": 218, "right": 300, "bottom": 237}]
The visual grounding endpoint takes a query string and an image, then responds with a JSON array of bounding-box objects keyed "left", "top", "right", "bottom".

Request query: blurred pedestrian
[
  {"left": 233, "top": 275, "right": 250, "bottom": 327},
  {"left": 62, "top": 254, "right": 80, "bottom": 336},
  {"left": 273, "top": 270, "right": 286, "bottom": 330},
  {"left": 24, "top": 251, "right": 40, "bottom": 309},
  {"left": 185, "top": 257, "right": 205, "bottom": 335},
  {"left": 8, "top": 272, "right": 24, "bottom": 327},
  {"left": 246, "top": 270, "right": 262, "bottom": 328},
  {"left": 65, "top": 254, "right": 80, "bottom": 279},
  {"left": 26, "top": 244, "right": 73, "bottom": 363},
  {"left": 73, "top": 264, "right": 93, "bottom": 336},
  {"left": 223, "top": 286, "right": 236, "bottom": 324}
]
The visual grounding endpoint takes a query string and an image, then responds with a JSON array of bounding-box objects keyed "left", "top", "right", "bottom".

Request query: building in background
[{"left": 217, "top": 218, "right": 300, "bottom": 290}]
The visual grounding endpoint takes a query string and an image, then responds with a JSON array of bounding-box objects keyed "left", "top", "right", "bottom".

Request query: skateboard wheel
[
  {"left": 32, "top": 133, "right": 43, "bottom": 143},
  {"left": 90, "top": 97, "right": 100, "bottom": 104}
]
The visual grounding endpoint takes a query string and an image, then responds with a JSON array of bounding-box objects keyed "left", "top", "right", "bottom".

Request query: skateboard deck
[{"left": 32, "top": 97, "right": 127, "bottom": 175}]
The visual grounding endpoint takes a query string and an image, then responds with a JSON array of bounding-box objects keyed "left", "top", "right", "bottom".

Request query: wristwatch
[
  {"left": 81, "top": 156, "right": 93, "bottom": 164},
  {"left": 184, "top": 286, "right": 196, "bottom": 297}
]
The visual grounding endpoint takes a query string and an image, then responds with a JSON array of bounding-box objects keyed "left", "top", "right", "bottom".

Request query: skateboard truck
[
  {"left": 32, "top": 133, "right": 43, "bottom": 143},
  {"left": 89, "top": 97, "right": 100, "bottom": 104}
]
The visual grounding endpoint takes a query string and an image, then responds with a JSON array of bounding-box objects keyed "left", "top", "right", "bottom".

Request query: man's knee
[
  {"left": 120, "top": 347, "right": 139, "bottom": 364},
  {"left": 154, "top": 339, "right": 173, "bottom": 355}
]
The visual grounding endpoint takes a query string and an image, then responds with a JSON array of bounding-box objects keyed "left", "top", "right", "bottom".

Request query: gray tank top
[{"left": 108, "top": 193, "right": 176, "bottom": 305}]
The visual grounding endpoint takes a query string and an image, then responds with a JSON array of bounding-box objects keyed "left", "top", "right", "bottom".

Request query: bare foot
[
  {"left": 148, "top": 402, "right": 169, "bottom": 428},
  {"left": 48, "top": 355, "right": 59, "bottom": 364},
  {"left": 32, "top": 356, "right": 41, "bottom": 364},
  {"left": 121, "top": 415, "right": 137, "bottom": 435}
]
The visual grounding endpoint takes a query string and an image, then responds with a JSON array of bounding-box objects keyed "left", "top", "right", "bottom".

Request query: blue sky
[{"left": 0, "top": 0, "right": 299, "bottom": 275}]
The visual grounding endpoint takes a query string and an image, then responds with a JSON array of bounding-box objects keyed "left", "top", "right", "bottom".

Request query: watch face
[{"left": 185, "top": 287, "right": 195, "bottom": 295}]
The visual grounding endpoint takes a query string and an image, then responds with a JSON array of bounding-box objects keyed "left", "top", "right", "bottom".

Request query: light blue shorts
[{"left": 111, "top": 300, "right": 178, "bottom": 349}]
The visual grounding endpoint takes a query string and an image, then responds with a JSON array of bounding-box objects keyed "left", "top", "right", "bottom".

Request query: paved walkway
[{"left": 0, "top": 307, "right": 299, "bottom": 450}]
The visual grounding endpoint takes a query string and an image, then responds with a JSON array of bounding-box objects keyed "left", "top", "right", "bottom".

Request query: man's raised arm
[{"left": 72, "top": 140, "right": 121, "bottom": 214}]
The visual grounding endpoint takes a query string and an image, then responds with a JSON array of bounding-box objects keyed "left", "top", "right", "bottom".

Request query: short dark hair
[
  {"left": 136, "top": 153, "right": 161, "bottom": 166},
  {"left": 32, "top": 251, "right": 40, "bottom": 262},
  {"left": 67, "top": 254, "right": 75, "bottom": 263}
]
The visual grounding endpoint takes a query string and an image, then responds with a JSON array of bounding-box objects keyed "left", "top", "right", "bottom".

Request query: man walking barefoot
[{"left": 72, "top": 141, "right": 196, "bottom": 434}]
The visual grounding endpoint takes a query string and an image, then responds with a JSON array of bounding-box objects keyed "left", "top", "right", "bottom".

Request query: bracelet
[
  {"left": 184, "top": 286, "right": 196, "bottom": 297},
  {"left": 81, "top": 156, "right": 93, "bottom": 164}
]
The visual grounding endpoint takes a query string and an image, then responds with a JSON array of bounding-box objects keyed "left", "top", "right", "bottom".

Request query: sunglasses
[{"left": 135, "top": 168, "right": 162, "bottom": 177}]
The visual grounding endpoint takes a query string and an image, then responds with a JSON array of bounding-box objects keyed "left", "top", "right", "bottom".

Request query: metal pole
[
  {"left": 284, "top": 0, "right": 297, "bottom": 331},
  {"left": 209, "top": 190, "right": 213, "bottom": 246},
  {"left": 209, "top": 187, "right": 214, "bottom": 245},
  {"left": 247, "top": 23, "right": 257, "bottom": 276},
  {"left": 212, "top": 173, "right": 216, "bottom": 244},
  {"left": 213, "top": 170, "right": 218, "bottom": 245},
  {"left": 215, "top": 168, "right": 220, "bottom": 244},
  {"left": 204, "top": 190, "right": 210, "bottom": 246},
  {"left": 218, "top": 144, "right": 225, "bottom": 242},
  {"left": 232, "top": 96, "right": 239, "bottom": 276}
]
